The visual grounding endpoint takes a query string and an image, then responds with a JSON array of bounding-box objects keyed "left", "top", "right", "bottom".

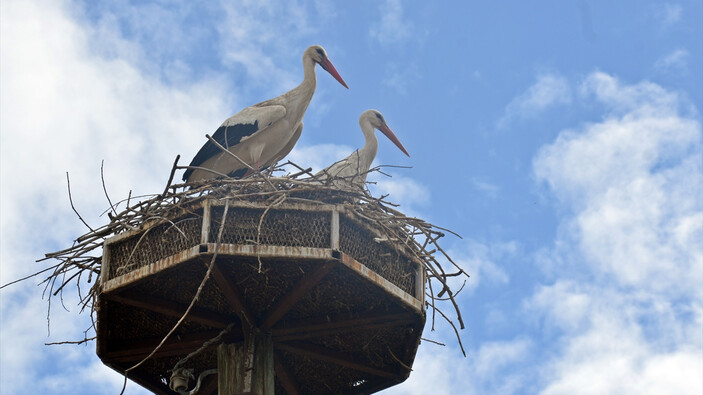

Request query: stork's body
[
  {"left": 183, "top": 45, "right": 348, "bottom": 182},
  {"left": 316, "top": 110, "right": 409, "bottom": 189}
]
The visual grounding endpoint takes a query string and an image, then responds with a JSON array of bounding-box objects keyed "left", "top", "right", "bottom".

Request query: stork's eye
[
  {"left": 375, "top": 113, "right": 384, "bottom": 122},
  {"left": 315, "top": 48, "right": 324, "bottom": 57}
]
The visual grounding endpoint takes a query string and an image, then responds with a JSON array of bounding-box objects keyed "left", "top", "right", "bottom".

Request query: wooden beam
[
  {"left": 260, "top": 262, "right": 335, "bottom": 331},
  {"left": 211, "top": 262, "right": 256, "bottom": 325},
  {"left": 272, "top": 310, "right": 415, "bottom": 341},
  {"left": 274, "top": 351, "right": 300, "bottom": 395},
  {"left": 103, "top": 329, "right": 242, "bottom": 363},
  {"left": 274, "top": 319, "right": 414, "bottom": 342},
  {"left": 104, "top": 292, "right": 231, "bottom": 329},
  {"left": 276, "top": 341, "right": 399, "bottom": 379}
]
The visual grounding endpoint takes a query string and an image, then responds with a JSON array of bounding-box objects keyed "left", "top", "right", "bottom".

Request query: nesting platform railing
[{"left": 96, "top": 199, "right": 426, "bottom": 394}]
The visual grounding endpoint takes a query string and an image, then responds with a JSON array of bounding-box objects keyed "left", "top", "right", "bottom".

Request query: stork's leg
[{"left": 242, "top": 160, "right": 261, "bottom": 178}]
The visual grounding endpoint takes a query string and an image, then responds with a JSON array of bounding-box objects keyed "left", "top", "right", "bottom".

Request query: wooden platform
[{"left": 96, "top": 199, "right": 426, "bottom": 394}]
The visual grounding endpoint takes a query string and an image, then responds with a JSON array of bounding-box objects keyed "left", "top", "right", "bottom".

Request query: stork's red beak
[
  {"left": 320, "top": 58, "right": 349, "bottom": 89},
  {"left": 379, "top": 124, "right": 410, "bottom": 157}
]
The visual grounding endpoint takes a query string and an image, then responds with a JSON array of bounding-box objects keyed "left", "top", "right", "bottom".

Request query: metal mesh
[
  {"left": 106, "top": 204, "right": 417, "bottom": 297},
  {"left": 339, "top": 217, "right": 416, "bottom": 296},
  {"left": 106, "top": 215, "right": 202, "bottom": 280},
  {"left": 209, "top": 206, "right": 331, "bottom": 248}
]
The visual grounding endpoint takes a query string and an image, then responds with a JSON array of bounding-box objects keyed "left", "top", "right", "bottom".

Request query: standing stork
[
  {"left": 316, "top": 109, "right": 409, "bottom": 189},
  {"left": 183, "top": 45, "right": 348, "bottom": 182}
]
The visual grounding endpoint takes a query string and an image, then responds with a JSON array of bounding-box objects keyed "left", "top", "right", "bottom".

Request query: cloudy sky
[{"left": 1, "top": 1, "right": 701, "bottom": 394}]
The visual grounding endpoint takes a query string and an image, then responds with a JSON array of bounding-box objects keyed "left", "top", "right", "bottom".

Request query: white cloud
[
  {"left": 369, "top": 174, "right": 430, "bottom": 214},
  {"left": 444, "top": 240, "right": 512, "bottom": 295},
  {"left": 0, "top": 0, "right": 229, "bottom": 393},
  {"left": 217, "top": 0, "right": 327, "bottom": 94},
  {"left": 536, "top": 72, "right": 702, "bottom": 294},
  {"left": 499, "top": 74, "right": 571, "bottom": 127},
  {"left": 578, "top": 71, "right": 689, "bottom": 117},
  {"left": 383, "top": 62, "right": 420, "bottom": 94},
  {"left": 654, "top": 49, "right": 690, "bottom": 73},
  {"left": 470, "top": 178, "right": 501, "bottom": 198},
  {"left": 369, "top": 0, "right": 413, "bottom": 46},
  {"left": 531, "top": 72, "right": 702, "bottom": 393},
  {"left": 387, "top": 336, "right": 532, "bottom": 395},
  {"left": 529, "top": 282, "right": 702, "bottom": 395},
  {"left": 655, "top": 3, "right": 683, "bottom": 29}
]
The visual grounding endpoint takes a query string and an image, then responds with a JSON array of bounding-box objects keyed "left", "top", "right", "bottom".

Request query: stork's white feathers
[
  {"left": 226, "top": 105, "right": 286, "bottom": 131},
  {"left": 183, "top": 45, "right": 347, "bottom": 182}
]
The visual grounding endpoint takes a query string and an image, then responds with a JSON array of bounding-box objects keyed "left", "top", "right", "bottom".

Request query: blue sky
[{"left": 1, "top": 1, "right": 701, "bottom": 394}]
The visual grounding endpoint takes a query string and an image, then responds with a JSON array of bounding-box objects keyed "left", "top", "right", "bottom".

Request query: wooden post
[
  {"left": 201, "top": 199, "right": 211, "bottom": 244},
  {"left": 415, "top": 262, "right": 425, "bottom": 302},
  {"left": 218, "top": 329, "right": 274, "bottom": 395},
  {"left": 330, "top": 209, "right": 340, "bottom": 250}
]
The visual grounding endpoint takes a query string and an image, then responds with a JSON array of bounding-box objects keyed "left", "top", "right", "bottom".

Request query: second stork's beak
[
  {"left": 320, "top": 58, "right": 349, "bottom": 89},
  {"left": 379, "top": 124, "right": 410, "bottom": 157}
]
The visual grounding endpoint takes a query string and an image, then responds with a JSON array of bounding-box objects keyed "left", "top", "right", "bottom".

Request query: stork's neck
[
  {"left": 282, "top": 56, "right": 317, "bottom": 117},
  {"left": 302, "top": 56, "right": 317, "bottom": 89},
  {"left": 358, "top": 119, "right": 379, "bottom": 171}
]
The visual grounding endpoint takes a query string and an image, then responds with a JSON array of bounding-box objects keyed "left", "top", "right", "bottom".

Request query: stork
[
  {"left": 316, "top": 109, "right": 409, "bottom": 189},
  {"left": 183, "top": 45, "right": 348, "bottom": 182}
]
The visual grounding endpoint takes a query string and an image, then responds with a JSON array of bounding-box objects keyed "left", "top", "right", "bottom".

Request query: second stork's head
[
  {"left": 305, "top": 45, "right": 349, "bottom": 89},
  {"left": 361, "top": 109, "right": 410, "bottom": 157}
]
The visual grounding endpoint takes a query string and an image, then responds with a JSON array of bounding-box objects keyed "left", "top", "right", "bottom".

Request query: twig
[
  {"left": 255, "top": 194, "right": 287, "bottom": 272},
  {"left": 433, "top": 306, "right": 466, "bottom": 357},
  {"left": 161, "top": 155, "right": 180, "bottom": 198},
  {"left": 0, "top": 264, "right": 60, "bottom": 290},
  {"left": 420, "top": 337, "right": 445, "bottom": 347},
  {"left": 45, "top": 336, "right": 96, "bottom": 346},
  {"left": 387, "top": 345, "right": 413, "bottom": 371},
  {"left": 66, "top": 172, "right": 95, "bottom": 232},
  {"left": 172, "top": 323, "right": 236, "bottom": 371},
  {"left": 101, "top": 160, "right": 118, "bottom": 218}
]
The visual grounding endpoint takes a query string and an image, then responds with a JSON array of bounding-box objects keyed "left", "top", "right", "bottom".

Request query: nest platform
[{"left": 97, "top": 197, "right": 426, "bottom": 394}]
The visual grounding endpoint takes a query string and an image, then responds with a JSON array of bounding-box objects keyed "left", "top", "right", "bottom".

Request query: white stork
[
  {"left": 183, "top": 45, "right": 348, "bottom": 182},
  {"left": 316, "top": 109, "right": 409, "bottom": 188}
]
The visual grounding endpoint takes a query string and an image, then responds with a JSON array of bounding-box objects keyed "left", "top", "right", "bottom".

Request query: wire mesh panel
[
  {"left": 338, "top": 217, "right": 416, "bottom": 296},
  {"left": 105, "top": 213, "right": 202, "bottom": 280},
  {"left": 209, "top": 206, "right": 331, "bottom": 249}
]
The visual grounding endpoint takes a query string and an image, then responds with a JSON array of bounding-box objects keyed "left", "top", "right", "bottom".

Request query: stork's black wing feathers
[{"left": 183, "top": 121, "right": 259, "bottom": 181}]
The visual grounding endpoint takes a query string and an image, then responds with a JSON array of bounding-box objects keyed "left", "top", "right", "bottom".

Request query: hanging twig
[
  {"left": 255, "top": 194, "right": 287, "bottom": 272},
  {"left": 420, "top": 337, "right": 445, "bottom": 347},
  {"left": 66, "top": 172, "right": 95, "bottom": 232},
  {"left": 101, "top": 160, "right": 118, "bottom": 218}
]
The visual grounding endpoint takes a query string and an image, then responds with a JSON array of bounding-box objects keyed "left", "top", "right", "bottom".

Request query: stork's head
[
  {"left": 361, "top": 110, "right": 410, "bottom": 157},
  {"left": 305, "top": 45, "right": 348, "bottom": 89}
]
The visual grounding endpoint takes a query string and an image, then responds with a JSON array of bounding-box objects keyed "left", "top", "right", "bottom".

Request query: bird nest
[{"left": 30, "top": 159, "right": 469, "bottom": 392}]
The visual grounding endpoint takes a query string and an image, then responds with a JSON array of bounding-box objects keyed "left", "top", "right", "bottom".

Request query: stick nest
[{"left": 34, "top": 159, "right": 470, "bottom": 356}]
